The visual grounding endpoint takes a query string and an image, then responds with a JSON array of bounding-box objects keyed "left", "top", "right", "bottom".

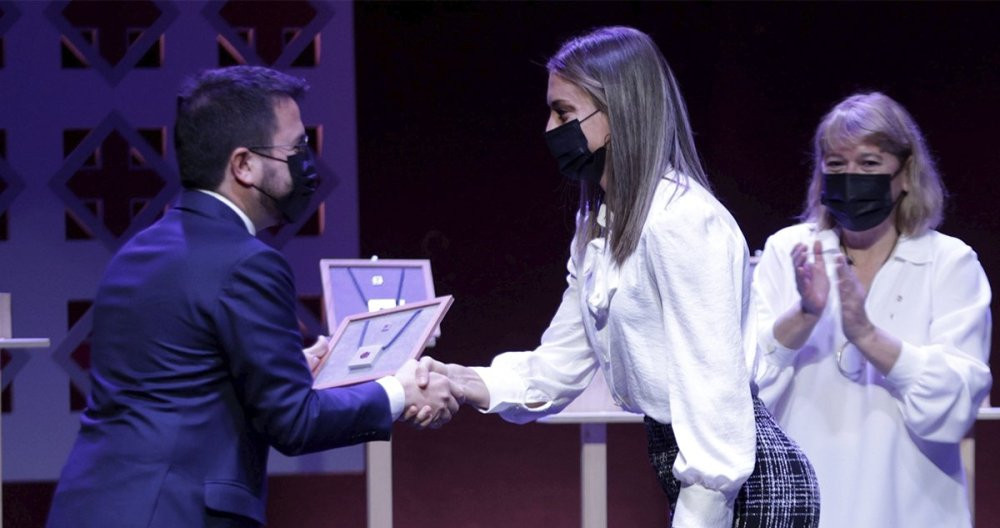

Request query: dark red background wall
[
  {"left": 7, "top": 2, "right": 1000, "bottom": 527},
  {"left": 350, "top": 3, "right": 1000, "bottom": 527}
]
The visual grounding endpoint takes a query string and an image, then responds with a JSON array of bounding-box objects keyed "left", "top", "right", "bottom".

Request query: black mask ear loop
[
  {"left": 579, "top": 108, "right": 600, "bottom": 123},
  {"left": 580, "top": 108, "right": 612, "bottom": 157},
  {"left": 246, "top": 149, "right": 285, "bottom": 205}
]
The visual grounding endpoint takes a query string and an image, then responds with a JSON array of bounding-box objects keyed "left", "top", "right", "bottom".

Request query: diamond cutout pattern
[
  {"left": 66, "top": 299, "right": 92, "bottom": 411},
  {"left": 50, "top": 113, "right": 178, "bottom": 251},
  {"left": 204, "top": 0, "right": 332, "bottom": 68},
  {"left": 1, "top": 347, "right": 31, "bottom": 413},
  {"left": 0, "top": 1, "right": 22, "bottom": 70},
  {"left": 0, "top": 130, "right": 24, "bottom": 241},
  {"left": 49, "top": 300, "right": 94, "bottom": 407},
  {"left": 1, "top": 0, "right": 357, "bottom": 480},
  {"left": 46, "top": 0, "right": 178, "bottom": 85}
]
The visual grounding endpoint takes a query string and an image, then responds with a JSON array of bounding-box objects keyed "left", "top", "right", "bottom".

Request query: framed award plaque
[
  {"left": 311, "top": 296, "right": 454, "bottom": 389},
  {"left": 319, "top": 258, "right": 438, "bottom": 334}
]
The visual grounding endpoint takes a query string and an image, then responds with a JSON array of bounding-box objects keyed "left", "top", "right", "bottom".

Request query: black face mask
[
  {"left": 544, "top": 110, "right": 606, "bottom": 183},
  {"left": 821, "top": 172, "right": 903, "bottom": 232},
  {"left": 251, "top": 148, "right": 319, "bottom": 223}
]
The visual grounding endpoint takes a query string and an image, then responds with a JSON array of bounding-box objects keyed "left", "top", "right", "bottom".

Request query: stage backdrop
[
  {"left": 0, "top": 0, "right": 363, "bottom": 480},
  {"left": 2, "top": 2, "right": 1000, "bottom": 528}
]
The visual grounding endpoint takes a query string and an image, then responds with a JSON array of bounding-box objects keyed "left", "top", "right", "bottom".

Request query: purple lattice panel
[
  {"left": 0, "top": 129, "right": 25, "bottom": 241},
  {"left": 0, "top": 0, "right": 361, "bottom": 480},
  {"left": 45, "top": 0, "right": 178, "bottom": 85},
  {"left": 205, "top": 0, "right": 333, "bottom": 68},
  {"left": 50, "top": 113, "right": 176, "bottom": 249}
]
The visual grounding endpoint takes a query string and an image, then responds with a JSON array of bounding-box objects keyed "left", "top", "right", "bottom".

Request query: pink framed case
[
  {"left": 319, "top": 258, "right": 436, "bottom": 331},
  {"left": 311, "top": 295, "right": 453, "bottom": 389}
]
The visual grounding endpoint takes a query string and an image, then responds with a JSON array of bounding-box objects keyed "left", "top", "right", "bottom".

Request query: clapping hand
[
  {"left": 792, "top": 240, "right": 830, "bottom": 317},
  {"left": 834, "top": 255, "right": 875, "bottom": 345}
]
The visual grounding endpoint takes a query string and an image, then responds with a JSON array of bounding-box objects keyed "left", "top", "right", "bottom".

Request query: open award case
[
  {"left": 319, "top": 259, "right": 437, "bottom": 329},
  {"left": 311, "top": 296, "right": 454, "bottom": 389}
]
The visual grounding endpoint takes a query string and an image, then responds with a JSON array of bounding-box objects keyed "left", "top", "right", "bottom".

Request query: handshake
[
  {"left": 394, "top": 356, "right": 489, "bottom": 429},
  {"left": 302, "top": 338, "right": 486, "bottom": 430}
]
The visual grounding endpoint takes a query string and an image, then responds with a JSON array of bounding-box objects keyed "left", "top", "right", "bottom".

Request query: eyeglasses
[{"left": 247, "top": 136, "right": 310, "bottom": 162}]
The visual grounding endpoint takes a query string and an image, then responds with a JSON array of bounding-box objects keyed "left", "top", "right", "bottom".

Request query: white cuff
[
  {"left": 672, "top": 484, "right": 734, "bottom": 528},
  {"left": 471, "top": 366, "right": 529, "bottom": 413},
  {"left": 884, "top": 341, "right": 925, "bottom": 393},
  {"left": 759, "top": 325, "right": 799, "bottom": 368},
  {"left": 375, "top": 376, "right": 405, "bottom": 421}
]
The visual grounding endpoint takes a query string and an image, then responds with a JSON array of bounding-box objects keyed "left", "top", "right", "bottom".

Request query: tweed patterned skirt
[{"left": 645, "top": 397, "right": 820, "bottom": 527}]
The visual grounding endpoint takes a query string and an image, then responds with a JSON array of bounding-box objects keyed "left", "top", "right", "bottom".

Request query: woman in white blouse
[
  {"left": 422, "top": 26, "right": 819, "bottom": 527},
  {"left": 751, "top": 92, "right": 992, "bottom": 528}
]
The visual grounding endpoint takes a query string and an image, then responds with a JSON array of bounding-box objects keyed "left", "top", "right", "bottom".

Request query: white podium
[
  {"left": 1, "top": 292, "right": 51, "bottom": 525},
  {"left": 538, "top": 370, "right": 641, "bottom": 528}
]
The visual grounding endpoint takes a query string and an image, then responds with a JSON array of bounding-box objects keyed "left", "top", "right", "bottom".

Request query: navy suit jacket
[{"left": 48, "top": 191, "right": 392, "bottom": 527}]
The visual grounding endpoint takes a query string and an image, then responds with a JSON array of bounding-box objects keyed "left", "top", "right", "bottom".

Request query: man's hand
[
  {"left": 302, "top": 335, "right": 330, "bottom": 371},
  {"left": 395, "top": 359, "right": 464, "bottom": 429},
  {"left": 411, "top": 356, "right": 491, "bottom": 411}
]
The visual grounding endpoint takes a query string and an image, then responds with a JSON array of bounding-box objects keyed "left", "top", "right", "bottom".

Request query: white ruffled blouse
[{"left": 475, "top": 173, "right": 757, "bottom": 527}]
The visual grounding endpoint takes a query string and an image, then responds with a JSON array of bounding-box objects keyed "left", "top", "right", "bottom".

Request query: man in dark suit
[{"left": 47, "top": 66, "right": 459, "bottom": 527}]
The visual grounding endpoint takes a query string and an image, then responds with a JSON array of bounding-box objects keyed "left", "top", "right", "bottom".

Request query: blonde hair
[
  {"left": 548, "top": 26, "right": 709, "bottom": 265},
  {"left": 802, "top": 92, "right": 945, "bottom": 236}
]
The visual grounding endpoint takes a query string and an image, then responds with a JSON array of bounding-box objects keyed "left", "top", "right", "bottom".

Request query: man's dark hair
[{"left": 174, "top": 66, "right": 309, "bottom": 190}]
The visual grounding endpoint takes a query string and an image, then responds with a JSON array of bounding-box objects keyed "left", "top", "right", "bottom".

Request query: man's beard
[{"left": 257, "top": 163, "right": 286, "bottom": 221}]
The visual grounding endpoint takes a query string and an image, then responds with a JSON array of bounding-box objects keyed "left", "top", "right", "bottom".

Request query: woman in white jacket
[
  {"left": 422, "top": 26, "right": 819, "bottom": 527},
  {"left": 751, "top": 91, "right": 992, "bottom": 528}
]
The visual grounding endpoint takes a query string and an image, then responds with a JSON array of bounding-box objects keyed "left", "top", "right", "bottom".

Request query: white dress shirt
[
  {"left": 195, "top": 189, "right": 405, "bottom": 419},
  {"left": 197, "top": 189, "right": 257, "bottom": 234},
  {"left": 475, "top": 174, "right": 756, "bottom": 527},
  {"left": 752, "top": 223, "right": 992, "bottom": 528}
]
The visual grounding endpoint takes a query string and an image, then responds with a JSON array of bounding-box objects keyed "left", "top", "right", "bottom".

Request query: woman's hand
[
  {"left": 834, "top": 256, "right": 875, "bottom": 345},
  {"left": 793, "top": 240, "right": 830, "bottom": 317},
  {"left": 395, "top": 359, "right": 463, "bottom": 429},
  {"left": 409, "top": 356, "right": 491, "bottom": 411},
  {"left": 772, "top": 240, "right": 829, "bottom": 350},
  {"left": 833, "top": 255, "right": 901, "bottom": 375}
]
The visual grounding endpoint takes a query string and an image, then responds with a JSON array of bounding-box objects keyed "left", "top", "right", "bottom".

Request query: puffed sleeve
[
  {"left": 645, "top": 205, "right": 756, "bottom": 528},
  {"left": 884, "top": 241, "right": 992, "bottom": 443},
  {"left": 214, "top": 249, "right": 392, "bottom": 454},
  {"left": 473, "top": 248, "right": 600, "bottom": 423}
]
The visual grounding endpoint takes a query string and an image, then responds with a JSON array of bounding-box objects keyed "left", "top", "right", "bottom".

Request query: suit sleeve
[{"left": 214, "top": 248, "right": 392, "bottom": 455}]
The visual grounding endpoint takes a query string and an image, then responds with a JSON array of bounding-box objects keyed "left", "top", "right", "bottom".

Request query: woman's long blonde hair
[
  {"left": 548, "top": 26, "right": 710, "bottom": 265},
  {"left": 802, "top": 92, "right": 945, "bottom": 236}
]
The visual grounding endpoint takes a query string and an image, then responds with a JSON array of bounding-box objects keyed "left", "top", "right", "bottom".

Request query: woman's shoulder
[
  {"left": 639, "top": 178, "right": 751, "bottom": 265},
  {"left": 919, "top": 229, "right": 971, "bottom": 249},
  {"left": 764, "top": 222, "right": 822, "bottom": 248},
  {"left": 902, "top": 229, "right": 979, "bottom": 263},
  {"left": 646, "top": 175, "right": 736, "bottom": 231}
]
